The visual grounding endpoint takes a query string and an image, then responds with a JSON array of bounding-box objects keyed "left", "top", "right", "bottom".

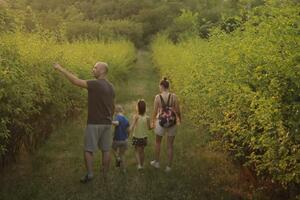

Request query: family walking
[{"left": 53, "top": 61, "right": 181, "bottom": 183}]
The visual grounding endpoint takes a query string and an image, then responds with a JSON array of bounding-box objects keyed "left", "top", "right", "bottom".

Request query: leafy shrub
[
  {"left": 98, "top": 19, "right": 144, "bottom": 47},
  {"left": 65, "top": 21, "right": 100, "bottom": 41},
  {"left": 167, "top": 9, "right": 199, "bottom": 42},
  {"left": 0, "top": 32, "right": 136, "bottom": 162},
  {"left": 0, "top": 6, "right": 16, "bottom": 33},
  {"left": 152, "top": 1, "right": 300, "bottom": 189}
]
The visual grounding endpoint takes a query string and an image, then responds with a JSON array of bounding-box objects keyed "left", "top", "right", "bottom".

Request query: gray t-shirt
[{"left": 87, "top": 79, "right": 115, "bottom": 124}]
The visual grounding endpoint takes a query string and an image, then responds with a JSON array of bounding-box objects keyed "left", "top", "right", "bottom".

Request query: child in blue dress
[{"left": 112, "top": 105, "right": 130, "bottom": 172}]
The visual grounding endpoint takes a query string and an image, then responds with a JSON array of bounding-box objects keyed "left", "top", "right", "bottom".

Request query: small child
[
  {"left": 130, "top": 99, "right": 152, "bottom": 170},
  {"left": 112, "top": 105, "right": 130, "bottom": 172}
]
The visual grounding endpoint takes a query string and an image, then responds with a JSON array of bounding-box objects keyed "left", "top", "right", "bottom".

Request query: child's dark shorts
[
  {"left": 112, "top": 140, "right": 128, "bottom": 150},
  {"left": 132, "top": 137, "right": 147, "bottom": 147}
]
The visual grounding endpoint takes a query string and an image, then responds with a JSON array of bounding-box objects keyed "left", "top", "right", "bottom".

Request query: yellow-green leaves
[
  {"left": 151, "top": 1, "right": 300, "bottom": 187},
  {"left": 0, "top": 32, "right": 136, "bottom": 158}
]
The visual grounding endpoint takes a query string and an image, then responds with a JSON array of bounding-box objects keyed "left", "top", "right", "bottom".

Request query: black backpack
[{"left": 158, "top": 94, "right": 177, "bottom": 128}]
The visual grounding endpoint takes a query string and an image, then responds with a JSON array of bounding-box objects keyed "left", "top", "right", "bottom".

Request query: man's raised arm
[{"left": 53, "top": 63, "right": 87, "bottom": 89}]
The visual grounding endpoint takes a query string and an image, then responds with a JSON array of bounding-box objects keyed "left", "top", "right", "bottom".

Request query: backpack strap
[
  {"left": 159, "top": 95, "right": 167, "bottom": 108},
  {"left": 160, "top": 94, "right": 172, "bottom": 108},
  {"left": 166, "top": 94, "right": 171, "bottom": 107}
]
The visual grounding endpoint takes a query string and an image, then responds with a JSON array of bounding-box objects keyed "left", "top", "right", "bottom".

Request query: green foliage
[
  {"left": 59, "top": 40, "right": 136, "bottom": 83},
  {"left": 0, "top": 32, "right": 136, "bottom": 159},
  {"left": 2, "top": 0, "right": 267, "bottom": 46},
  {"left": 167, "top": 9, "right": 199, "bottom": 42},
  {"left": 0, "top": 6, "right": 16, "bottom": 33},
  {"left": 98, "top": 19, "right": 144, "bottom": 47},
  {"left": 65, "top": 21, "right": 100, "bottom": 41},
  {"left": 135, "top": 5, "right": 181, "bottom": 44},
  {"left": 220, "top": 16, "right": 241, "bottom": 33},
  {"left": 152, "top": 1, "right": 300, "bottom": 189},
  {"left": 64, "top": 5, "right": 84, "bottom": 22}
]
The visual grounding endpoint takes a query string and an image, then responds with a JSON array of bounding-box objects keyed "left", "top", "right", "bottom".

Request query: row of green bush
[
  {"left": 0, "top": 32, "right": 136, "bottom": 162},
  {"left": 2, "top": 0, "right": 265, "bottom": 47},
  {"left": 152, "top": 1, "right": 300, "bottom": 189}
]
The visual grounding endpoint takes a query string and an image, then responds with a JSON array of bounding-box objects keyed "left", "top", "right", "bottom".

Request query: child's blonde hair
[{"left": 115, "top": 104, "right": 124, "bottom": 113}]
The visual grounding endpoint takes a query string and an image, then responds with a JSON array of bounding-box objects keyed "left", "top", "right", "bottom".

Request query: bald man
[{"left": 54, "top": 62, "right": 115, "bottom": 183}]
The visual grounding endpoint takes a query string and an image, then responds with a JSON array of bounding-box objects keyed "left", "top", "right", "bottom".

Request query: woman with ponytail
[{"left": 150, "top": 77, "right": 181, "bottom": 172}]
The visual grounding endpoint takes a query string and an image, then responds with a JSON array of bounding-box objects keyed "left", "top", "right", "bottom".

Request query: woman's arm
[
  {"left": 147, "top": 116, "right": 152, "bottom": 130},
  {"left": 126, "top": 127, "right": 130, "bottom": 137},
  {"left": 151, "top": 95, "right": 159, "bottom": 127}
]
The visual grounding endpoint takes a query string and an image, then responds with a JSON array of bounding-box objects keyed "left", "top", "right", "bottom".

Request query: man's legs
[
  {"left": 84, "top": 151, "right": 94, "bottom": 176},
  {"left": 102, "top": 150, "right": 111, "bottom": 179},
  {"left": 98, "top": 125, "right": 112, "bottom": 179},
  {"left": 80, "top": 151, "right": 94, "bottom": 183},
  {"left": 81, "top": 125, "right": 97, "bottom": 183}
]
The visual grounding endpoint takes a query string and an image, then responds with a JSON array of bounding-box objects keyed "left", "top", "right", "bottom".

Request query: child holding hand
[
  {"left": 112, "top": 105, "right": 130, "bottom": 172},
  {"left": 130, "top": 99, "right": 152, "bottom": 170}
]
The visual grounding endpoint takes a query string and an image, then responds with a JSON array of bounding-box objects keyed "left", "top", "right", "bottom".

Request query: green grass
[{"left": 0, "top": 51, "right": 243, "bottom": 200}]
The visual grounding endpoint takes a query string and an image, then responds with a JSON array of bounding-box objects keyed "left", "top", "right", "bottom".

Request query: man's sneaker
[
  {"left": 165, "top": 166, "right": 172, "bottom": 173},
  {"left": 80, "top": 174, "right": 93, "bottom": 183},
  {"left": 150, "top": 160, "right": 160, "bottom": 169}
]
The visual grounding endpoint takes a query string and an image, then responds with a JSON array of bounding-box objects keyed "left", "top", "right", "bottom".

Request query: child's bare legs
[
  {"left": 135, "top": 146, "right": 141, "bottom": 166},
  {"left": 112, "top": 146, "right": 120, "bottom": 166},
  {"left": 112, "top": 147, "right": 119, "bottom": 160},
  {"left": 139, "top": 146, "right": 145, "bottom": 166},
  {"left": 119, "top": 147, "right": 126, "bottom": 170},
  {"left": 135, "top": 146, "right": 145, "bottom": 168}
]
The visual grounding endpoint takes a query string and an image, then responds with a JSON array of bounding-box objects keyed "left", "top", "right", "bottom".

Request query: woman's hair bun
[{"left": 160, "top": 77, "right": 170, "bottom": 89}]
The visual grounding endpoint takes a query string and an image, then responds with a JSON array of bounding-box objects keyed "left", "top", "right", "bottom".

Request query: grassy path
[{"left": 0, "top": 51, "right": 243, "bottom": 200}]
